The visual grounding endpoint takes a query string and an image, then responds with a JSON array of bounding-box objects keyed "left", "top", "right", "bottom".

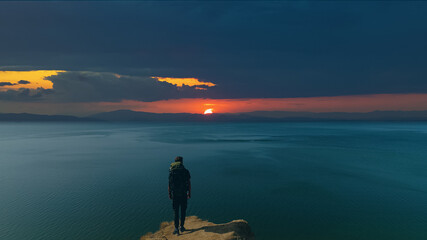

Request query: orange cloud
[
  {"left": 0, "top": 70, "right": 65, "bottom": 91},
  {"left": 194, "top": 87, "right": 208, "bottom": 90},
  {"left": 152, "top": 76, "right": 216, "bottom": 88}
]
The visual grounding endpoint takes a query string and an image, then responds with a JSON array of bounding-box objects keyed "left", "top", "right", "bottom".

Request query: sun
[{"left": 203, "top": 108, "right": 213, "bottom": 114}]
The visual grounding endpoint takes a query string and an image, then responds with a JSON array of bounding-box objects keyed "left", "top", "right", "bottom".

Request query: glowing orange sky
[
  {"left": 93, "top": 93, "right": 427, "bottom": 115},
  {"left": 0, "top": 70, "right": 426, "bottom": 116},
  {"left": 152, "top": 76, "right": 216, "bottom": 88},
  {"left": 1, "top": 93, "right": 427, "bottom": 116},
  {"left": 0, "top": 70, "right": 64, "bottom": 90}
]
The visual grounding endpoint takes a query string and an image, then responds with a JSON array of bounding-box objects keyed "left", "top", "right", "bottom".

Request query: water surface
[{"left": 1, "top": 122, "right": 427, "bottom": 240}]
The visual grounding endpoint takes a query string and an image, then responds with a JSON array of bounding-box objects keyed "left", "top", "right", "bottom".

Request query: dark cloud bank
[
  {"left": 0, "top": 71, "right": 210, "bottom": 102},
  {"left": 0, "top": 80, "right": 30, "bottom": 86},
  {"left": 0, "top": 88, "right": 53, "bottom": 101},
  {"left": 45, "top": 71, "right": 209, "bottom": 102},
  {"left": 0, "top": 1, "right": 426, "bottom": 100}
]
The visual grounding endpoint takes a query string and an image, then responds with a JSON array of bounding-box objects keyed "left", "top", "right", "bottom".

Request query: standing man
[{"left": 168, "top": 156, "right": 191, "bottom": 235}]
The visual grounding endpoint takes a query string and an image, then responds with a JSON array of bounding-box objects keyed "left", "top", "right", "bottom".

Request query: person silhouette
[{"left": 168, "top": 156, "right": 191, "bottom": 235}]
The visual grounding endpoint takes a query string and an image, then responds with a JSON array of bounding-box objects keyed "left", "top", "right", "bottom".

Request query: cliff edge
[{"left": 140, "top": 216, "right": 255, "bottom": 240}]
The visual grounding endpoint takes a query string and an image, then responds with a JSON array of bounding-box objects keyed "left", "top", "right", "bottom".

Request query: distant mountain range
[
  {"left": 0, "top": 113, "right": 95, "bottom": 122},
  {"left": 2, "top": 110, "right": 427, "bottom": 122}
]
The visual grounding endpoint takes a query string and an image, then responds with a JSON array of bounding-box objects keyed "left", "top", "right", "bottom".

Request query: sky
[{"left": 0, "top": 1, "right": 426, "bottom": 116}]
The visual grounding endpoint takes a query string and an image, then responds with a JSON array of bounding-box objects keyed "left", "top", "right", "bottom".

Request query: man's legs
[
  {"left": 180, "top": 197, "right": 187, "bottom": 228},
  {"left": 173, "top": 195, "right": 188, "bottom": 231},
  {"left": 172, "top": 198, "right": 180, "bottom": 229}
]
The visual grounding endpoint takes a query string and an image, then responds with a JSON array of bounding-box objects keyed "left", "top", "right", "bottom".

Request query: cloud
[
  {"left": 18, "top": 80, "right": 31, "bottom": 84},
  {"left": 0, "top": 70, "right": 63, "bottom": 90},
  {"left": 43, "top": 71, "right": 213, "bottom": 102},
  {"left": 0, "top": 70, "right": 216, "bottom": 102},
  {"left": 0, "top": 82, "right": 15, "bottom": 86},
  {"left": 152, "top": 77, "right": 216, "bottom": 88},
  {"left": 0, "top": 2, "right": 427, "bottom": 99},
  {"left": 0, "top": 80, "right": 31, "bottom": 86},
  {"left": 0, "top": 88, "right": 53, "bottom": 101}
]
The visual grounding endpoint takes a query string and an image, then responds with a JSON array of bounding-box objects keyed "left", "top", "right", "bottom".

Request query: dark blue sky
[{"left": 0, "top": 1, "right": 426, "bottom": 102}]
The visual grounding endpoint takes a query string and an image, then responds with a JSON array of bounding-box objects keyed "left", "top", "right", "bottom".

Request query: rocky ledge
[{"left": 140, "top": 216, "right": 255, "bottom": 240}]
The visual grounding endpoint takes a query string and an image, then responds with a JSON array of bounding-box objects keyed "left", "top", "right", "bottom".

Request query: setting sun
[{"left": 203, "top": 108, "right": 213, "bottom": 114}]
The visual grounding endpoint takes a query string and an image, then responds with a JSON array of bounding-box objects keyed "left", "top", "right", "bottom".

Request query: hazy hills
[
  {"left": 1, "top": 110, "right": 427, "bottom": 121},
  {"left": 90, "top": 110, "right": 427, "bottom": 121},
  {"left": 0, "top": 113, "right": 94, "bottom": 121}
]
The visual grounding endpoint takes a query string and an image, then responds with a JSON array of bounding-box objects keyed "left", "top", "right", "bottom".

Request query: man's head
[{"left": 175, "top": 156, "right": 183, "bottom": 162}]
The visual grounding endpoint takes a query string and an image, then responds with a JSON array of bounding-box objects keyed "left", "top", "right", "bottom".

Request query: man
[{"left": 168, "top": 156, "right": 191, "bottom": 235}]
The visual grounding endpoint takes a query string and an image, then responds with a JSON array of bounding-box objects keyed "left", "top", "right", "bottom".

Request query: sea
[{"left": 1, "top": 122, "right": 427, "bottom": 240}]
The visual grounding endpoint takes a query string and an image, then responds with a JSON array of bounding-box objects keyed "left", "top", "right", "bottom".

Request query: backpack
[{"left": 169, "top": 162, "right": 189, "bottom": 197}]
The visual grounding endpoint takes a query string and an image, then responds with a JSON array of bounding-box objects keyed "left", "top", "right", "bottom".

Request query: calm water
[{"left": 1, "top": 122, "right": 427, "bottom": 240}]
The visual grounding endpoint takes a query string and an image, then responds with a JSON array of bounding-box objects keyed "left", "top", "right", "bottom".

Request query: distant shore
[{"left": 3, "top": 109, "right": 427, "bottom": 122}]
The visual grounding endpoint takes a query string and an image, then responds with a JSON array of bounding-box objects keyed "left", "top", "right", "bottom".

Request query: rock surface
[{"left": 140, "top": 216, "right": 255, "bottom": 240}]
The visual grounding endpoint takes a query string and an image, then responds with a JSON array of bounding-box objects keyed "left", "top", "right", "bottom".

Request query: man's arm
[
  {"left": 168, "top": 171, "right": 172, "bottom": 199},
  {"left": 187, "top": 169, "right": 191, "bottom": 199},
  {"left": 187, "top": 179, "right": 191, "bottom": 199}
]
